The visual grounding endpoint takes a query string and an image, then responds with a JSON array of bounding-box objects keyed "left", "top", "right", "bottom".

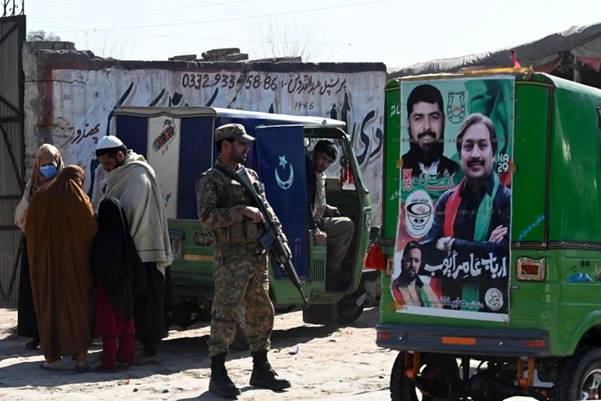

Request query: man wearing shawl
[
  {"left": 424, "top": 113, "right": 510, "bottom": 312},
  {"left": 305, "top": 140, "right": 354, "bottom": 290},
  {"left": 25, "top": 165, "right": 97, "bottom": 371},
  {"left": 95, "top": 135, "right": 173, "bottom": 361},
  {"left": 14, "top": 144, "right": 64, "bottom": 349}
]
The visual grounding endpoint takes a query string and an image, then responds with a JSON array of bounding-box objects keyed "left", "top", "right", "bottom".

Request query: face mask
[{"left": 40, "top": 164, "right": 58, "bottom": 179}]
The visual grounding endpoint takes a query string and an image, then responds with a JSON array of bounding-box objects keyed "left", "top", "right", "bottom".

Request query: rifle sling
[
  {"left": 213, "top": 163, "right": 239, "bottom": 182},
  {"left": 214, "top": 164, "right": 257, "bottom": 200}
]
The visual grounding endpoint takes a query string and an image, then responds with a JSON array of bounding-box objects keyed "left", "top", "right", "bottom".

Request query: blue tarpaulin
[
  {"left": 116, "top": 115, "right": 214, "bottom": 219},
  {"left": 254, "top": 125, "right": 308, "bottom": 278}
]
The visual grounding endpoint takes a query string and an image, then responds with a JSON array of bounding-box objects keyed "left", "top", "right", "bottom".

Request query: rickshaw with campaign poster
[{"left": 376, "top": 69, "right": 601, "bottom": 400}]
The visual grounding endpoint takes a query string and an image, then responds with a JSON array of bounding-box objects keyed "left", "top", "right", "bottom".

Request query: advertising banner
[{"left": 391, "top": 76, "right": 514, "bottom": 322}]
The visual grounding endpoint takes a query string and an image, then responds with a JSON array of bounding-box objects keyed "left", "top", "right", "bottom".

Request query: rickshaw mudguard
[
  {"left": 561, "top": 311, "right": 601, "bottom": 356},
  {"left": 376, "top": 323, "right": 549, "bottom": 357}
]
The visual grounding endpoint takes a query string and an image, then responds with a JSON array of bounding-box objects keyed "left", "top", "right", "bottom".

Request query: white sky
[{"left": 24, "top": 0, "right": 601, "bottom": 69}]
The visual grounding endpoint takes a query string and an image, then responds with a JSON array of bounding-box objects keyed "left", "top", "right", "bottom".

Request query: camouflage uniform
[{"left": 197, "top": 159, "right": 286, "bottom": 357}]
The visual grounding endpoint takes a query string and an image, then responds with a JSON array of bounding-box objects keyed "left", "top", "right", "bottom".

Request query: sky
[{"left": 23, "top": 0, "right": 601, "bottom": 70}]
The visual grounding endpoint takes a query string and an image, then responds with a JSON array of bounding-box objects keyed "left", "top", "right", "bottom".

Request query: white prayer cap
[{"left": 96, "top": 135, "right": 125, "bottom": 152}]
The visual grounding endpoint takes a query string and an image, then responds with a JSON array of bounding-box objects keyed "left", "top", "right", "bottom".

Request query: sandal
[{"left": 39, "top": 361, "right": 65, "bottom": 371}]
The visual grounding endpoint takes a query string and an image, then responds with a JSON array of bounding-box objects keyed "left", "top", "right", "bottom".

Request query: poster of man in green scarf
[{"left": 391, "top": 76, "right": 514, "bottom": 322}]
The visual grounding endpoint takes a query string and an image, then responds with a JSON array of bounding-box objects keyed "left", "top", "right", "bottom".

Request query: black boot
[
  {"left": 209, "top": 353, "right": 240, "bottom": 399},
  {"left": 249, "top": 350, "right": 291, "bottom": 391}
]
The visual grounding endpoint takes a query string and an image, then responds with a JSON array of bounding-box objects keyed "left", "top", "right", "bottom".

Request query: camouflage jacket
[{"left": 196, "top": 159, "right": 287, "bottom": 247}]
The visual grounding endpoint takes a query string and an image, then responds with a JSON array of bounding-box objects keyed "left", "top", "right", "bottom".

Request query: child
[{"left": 91, "top": 198, "right": 143, "bottom": 370}]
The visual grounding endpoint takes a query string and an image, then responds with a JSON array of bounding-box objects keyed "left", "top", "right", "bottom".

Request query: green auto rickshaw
[{"left": 375, "top": 68, "right": 601, "bottom": 400}]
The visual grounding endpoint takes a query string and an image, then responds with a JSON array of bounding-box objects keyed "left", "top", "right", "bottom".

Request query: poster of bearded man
[{"left": 392, "top": 76, "right": 514, "bottom": 322}]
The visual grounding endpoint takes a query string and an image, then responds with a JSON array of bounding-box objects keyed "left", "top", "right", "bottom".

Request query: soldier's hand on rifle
[
  {"left": 243, "top": 206, "right": 264, "bottom": 223},
  {"left": 314, "top": 229, "right": 328, "bottom": 244}
]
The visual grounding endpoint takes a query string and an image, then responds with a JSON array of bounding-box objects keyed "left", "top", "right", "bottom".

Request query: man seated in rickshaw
[{"left": 305, "top": 140, "right": 354, "bottom": 290}]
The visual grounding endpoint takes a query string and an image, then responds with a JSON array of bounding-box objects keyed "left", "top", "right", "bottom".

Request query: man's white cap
[{"left": 96, "top": 135, "right": 124, "bottom": 151}]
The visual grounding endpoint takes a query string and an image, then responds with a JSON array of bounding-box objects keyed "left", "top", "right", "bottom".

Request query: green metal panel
[
  {"left": 548, "top": 85, "right": 601, "bottom": 242},
  {"left": 383, "top": 80, "right": 401, "bottom": 240},
  {"left": 511, "top": 83, "right": 549, "bottom": 243},
  {"left": 169, "top": 221, "right": 215, "bottom": 300}
]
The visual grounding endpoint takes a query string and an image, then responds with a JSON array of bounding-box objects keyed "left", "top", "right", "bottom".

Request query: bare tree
[
  {"left": 27, "top": 30, "right": 60, "bottom": 41},
  {"left": 251, "top": 18, "right": 324, "bottom": 61},
  {"left": 82, "top": 30, "right": 132, "bottom": 59}
]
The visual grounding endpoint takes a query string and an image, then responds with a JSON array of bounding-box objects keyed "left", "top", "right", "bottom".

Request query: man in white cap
[{"left": 95, "top": 135, "right": 173, "bottom": 363}]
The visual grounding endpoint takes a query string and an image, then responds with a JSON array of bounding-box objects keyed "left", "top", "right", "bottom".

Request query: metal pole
[{"left": 573, "top": 61, "right": 582, "bottom": 83}]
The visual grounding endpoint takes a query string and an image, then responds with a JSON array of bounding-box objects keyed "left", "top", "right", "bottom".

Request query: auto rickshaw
[
  {"left": 113, "top": 106, "right": 372, "bottom": 329},
  {"left": 375, "top": 68, "right": 601, "bottom": 400}
]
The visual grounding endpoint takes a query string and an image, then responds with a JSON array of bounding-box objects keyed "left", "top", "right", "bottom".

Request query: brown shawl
[
  {"left": 29, "top": 144, "right": 65, "bottom": 197},
  {"left": 26, "top": 165, "right": 97, "bottom": 358}
]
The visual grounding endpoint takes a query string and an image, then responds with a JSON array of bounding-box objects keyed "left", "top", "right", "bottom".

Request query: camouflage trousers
[{"left": 207, "top": 243, "right": 274, "bottom": 357}]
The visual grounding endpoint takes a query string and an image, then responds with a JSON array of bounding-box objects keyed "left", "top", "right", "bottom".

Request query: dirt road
[
  {"left": 0, "top": 307, "right": 537, "bottom": 401},
  {"left": 0, "top": 307, "right": 395, "bottom": 400}
]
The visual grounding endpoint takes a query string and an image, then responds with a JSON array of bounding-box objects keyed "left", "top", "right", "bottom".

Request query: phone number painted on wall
[{"left": 181, "top": 72, "right": 348, "bottom": 95}]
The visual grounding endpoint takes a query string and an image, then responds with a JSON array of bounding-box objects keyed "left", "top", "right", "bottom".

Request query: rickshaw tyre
[
  {"left": 336, "top": 291, "right": 366, "bottom": 324},
  {"left": 553, "top": 345, "right": 601, "bottom": 401},
  {"left": 390, "top": 352, "right": 419, "bottom": 401}
]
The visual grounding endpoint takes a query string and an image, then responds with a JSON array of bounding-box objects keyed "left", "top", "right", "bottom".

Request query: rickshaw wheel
[
  {"left": 390, "top": 352, "right": 457, "bottom": 401},
  {"left": 554, "top": 346, "right": 601, "bottom": 400},
  {"left": 336, "top": 289, "right": 366, "bottom": 324},
  {"left": 390, "top": 352, "right": 419, "bottom": 401}
]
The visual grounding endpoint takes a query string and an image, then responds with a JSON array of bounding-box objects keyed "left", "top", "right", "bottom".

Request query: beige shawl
[{"left": 100, "top": 151, "right": 173, "bottom": 274}]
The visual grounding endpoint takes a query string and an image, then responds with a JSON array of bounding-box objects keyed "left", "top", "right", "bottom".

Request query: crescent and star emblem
[{"left": 275, "top": 155, "right": 294, "bottom": 190}]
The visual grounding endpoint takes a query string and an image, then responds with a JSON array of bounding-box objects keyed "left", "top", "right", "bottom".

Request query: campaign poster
[{"left": 391, "top": 76, "right": 514, "bottom": 322}]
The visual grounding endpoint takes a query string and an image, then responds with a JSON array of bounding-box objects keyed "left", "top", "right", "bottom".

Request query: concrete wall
[{"left": 23, "top": 44, "right": 386, "bottom": 225}]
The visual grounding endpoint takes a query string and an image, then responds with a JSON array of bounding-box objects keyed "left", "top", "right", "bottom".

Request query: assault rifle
[{"left": 233, "top": 167, "right": 309, "bottom": 306}]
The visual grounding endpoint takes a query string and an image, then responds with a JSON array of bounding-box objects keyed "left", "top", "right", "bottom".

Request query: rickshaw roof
[
  {"left": 385, "top": 67, "right": 601, "bottom": 97},
  {"left": 115, "top": 106, "right": 346, "bottom": 129}
]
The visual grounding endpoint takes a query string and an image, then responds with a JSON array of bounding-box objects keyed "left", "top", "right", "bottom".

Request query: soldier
[{"left": 196, "top": 123, "right": 291, "bottom": 398}]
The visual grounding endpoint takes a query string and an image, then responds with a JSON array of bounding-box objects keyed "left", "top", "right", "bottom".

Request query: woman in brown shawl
[
  {"left": 25, "top": 165, "right": 97, "bottom": 371},
  {"left": 14, "top": 144, "right": 64, "bottom": 349}
]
